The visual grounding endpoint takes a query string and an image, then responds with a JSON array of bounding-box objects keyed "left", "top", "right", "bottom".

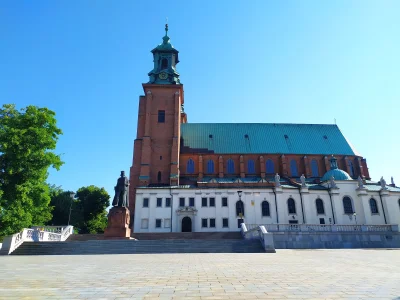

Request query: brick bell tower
[{"left": 129, "top": 24, "right": 186, "bottom": 225}]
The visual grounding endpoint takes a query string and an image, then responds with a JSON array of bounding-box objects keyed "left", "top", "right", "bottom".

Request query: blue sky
[{"left": 1, "top": 1, "right": 399, "bottom": 204}]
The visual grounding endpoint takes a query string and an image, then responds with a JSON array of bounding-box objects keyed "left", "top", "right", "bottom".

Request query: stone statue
[
  {"left": 330, "top": 176, "right": 337, "bottom": 189},
  {"left": 380, "top": 176, "right": 387, "bottom": 190},
  {"left": 112, "top": 171, "right": 130, "bottom": 207},
  {"left": 274, "top": 173, "right": 281, "bottom": 187},
  {"left": 391, "top": 176, "right": 395, "bottom": 186},
  {"left": 357, "top": 176, "right": 364, "bottom": 189},
  {"left": 300, "top": 174, "right": 306, "bottom": 187}
]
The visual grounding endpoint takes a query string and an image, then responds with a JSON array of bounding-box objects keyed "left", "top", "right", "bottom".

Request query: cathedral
[{"left": 128, "top": 25, "right": 400, "bottom": 233}]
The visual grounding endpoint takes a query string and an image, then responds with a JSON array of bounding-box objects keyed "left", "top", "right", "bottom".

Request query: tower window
[
  {"left": 316, "top": 199, "right": 325, "bottom": 214},
  {"left": 227, "top": 159, "right": 235, "bottom": 174},
  {"left": 369, "top": 198, "right": 379, "bottom": 214},
  {"left": 348, "top": 161, "right": 355, "bottom": 177},
  {"left": 266, "top": 159, "right": 274, "bottom": 174},
  {"left": 236, "top": 200, "right": 244, "bottom": 217},
  {"left": 157, "top": 171, "right": 161, "bottom": 183},
  {"left": 290, "top": 160, "right": 298, "bottom": 177},
  {"left": 343, "top": 196, "right": 354, "bottom": 214},
  {"left": 311, "top": 159, "right": 319, "bottom": 177},
  {"left": 288, "top": 198, "right": 296, "bottom": 214},
  {"left": 158, "top": 110, "right": 165, "bottom": 123},
  {"left": 161, "top": 58, "right": 168, "bottom": 69},
  {"left": 207, "top": 159, "right": 214, "bottom": 173},
  {"left": 186, "top": 158, "right": 195, "bottom": 174},
  {"left": 261, "top": 201, "right": 270, "bottom": 217},
  {"left": 247, "top": 159, "right": 255, "bottom": 174}
]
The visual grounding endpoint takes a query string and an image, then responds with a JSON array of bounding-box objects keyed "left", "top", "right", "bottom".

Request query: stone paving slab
[{"left": 0, "top": 250, "right": 399, "bottom": 299}]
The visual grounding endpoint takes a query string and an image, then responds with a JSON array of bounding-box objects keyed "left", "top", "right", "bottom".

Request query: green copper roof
[
  {"left": 180, "top": 123, "right": 359, "bottom": 155},
  {"left": 321, "top": 169, "right": 352, "bottom": 181},
  {"left": 321, "top": 155, "right": 352, "bottom": 181},
  {"left": 151, "top": 24, "right": 178, "bottom": 53}
]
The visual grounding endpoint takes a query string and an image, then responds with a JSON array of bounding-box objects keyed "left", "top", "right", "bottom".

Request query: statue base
[{"left": 104, "top": 206, "right": 131, "bottom": 238}]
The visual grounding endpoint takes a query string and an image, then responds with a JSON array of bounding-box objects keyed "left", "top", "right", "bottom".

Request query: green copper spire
[
  {"left": 147, "top": 23, "right": 181, "bottom": 85},
  {"left": 162, "top": 23, "right": 170, "bottom": 45}
]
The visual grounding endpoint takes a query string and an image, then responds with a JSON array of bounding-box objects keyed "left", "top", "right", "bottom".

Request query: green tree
[
  {"left": 47, "top": 185, "right": 76, "bottom": 226},
  {"left": 74, "top": 185, "right": 110, "bottom": 234},
  {"left": 0, "top": 104, "right": 63, "bottom": 238}
]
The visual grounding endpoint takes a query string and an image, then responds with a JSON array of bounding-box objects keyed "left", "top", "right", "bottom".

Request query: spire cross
[{"left": 165, "top": 18, "right": 169, "bottom": 36}]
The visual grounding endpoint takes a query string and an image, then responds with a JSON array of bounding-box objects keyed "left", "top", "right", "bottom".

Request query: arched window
[
  {"left": 343, "top": 196, "right": 354, "bottom": 214},
  {"left": 311, "top": 159, "right": 319, "bottom": 177},
  {"left": 236, "top": 200, "right": 244, "bottom": 217},
  {"left": 290, "top": 160, "right": 298, "bottom": 177},
  {"left": 316, "top": 199, "right": 325, "bottom": 214},
  {"left": 247, "top": 159, "right": 255, "bottom": 174},
  {"left": 161, "top": 58, "right": 168, "bottom": 69},
  {"left": 186, "top": 158, "right": 194, "bottom": 174},
  {"left": 288, "top": 198, "right": 296, "bottom": 214},
  {"left": 157, "top": 171, "right": 161, "bottom": 183},
  {"left": 207, "top": 159, "right": 214, "bottom": 173},
  {"left": 261, "top": 201, "right": 270, "bottom": 217},
  {"left": 348, "top": 161, "right": 355, "bottom": 177},
  {"left": 227, "top": 159, "right": 235, "bottom": 174},
  {"left": 266, "top": 159, "right": 274, "bottom": 174},
  {"left": 369, "top": 198, "right": 379, "bottom": 214}
]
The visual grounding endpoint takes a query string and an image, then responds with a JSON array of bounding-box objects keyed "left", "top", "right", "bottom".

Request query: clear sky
[{"left": 1, "top": 1, "right": 399, "bottom": 205}]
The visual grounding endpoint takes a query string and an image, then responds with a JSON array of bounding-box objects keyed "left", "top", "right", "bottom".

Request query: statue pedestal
[{"left": 104, "top": 207, "right": 131, "bottom": 238}]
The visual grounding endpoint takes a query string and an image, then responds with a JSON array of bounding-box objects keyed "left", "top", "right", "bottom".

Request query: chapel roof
[
  {"left": 321, "top": 155, "right": 352, "bottom": 181},
  {"left": 180, "top": 123, "right": 360, "bottom": 156}
]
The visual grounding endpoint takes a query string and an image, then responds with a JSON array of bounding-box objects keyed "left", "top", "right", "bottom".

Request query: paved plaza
[{"left": 0, "top": 250, "right": 399, "bottom": 300}]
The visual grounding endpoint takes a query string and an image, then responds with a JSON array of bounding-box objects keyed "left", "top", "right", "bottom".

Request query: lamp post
[
  {"left": 237, "top": 190, "right": 243, "bottom": 225},
  {"left": 68, "top": 191, "right": 75, "bottom": 226}
]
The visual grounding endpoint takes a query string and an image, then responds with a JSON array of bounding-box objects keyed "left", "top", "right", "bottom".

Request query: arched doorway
[{"left": 182, "top": 217, "right": 192, "bottom": 232}]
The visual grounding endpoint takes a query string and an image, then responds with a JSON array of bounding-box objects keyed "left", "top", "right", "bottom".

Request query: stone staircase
[
  {"left": 10, "top": 238, "right": 265, "bottom": 255},
  {"left": 10, "top": 232, "right": 265, "bottom": 255},
  {"left": 66, "top": 232, "right": 243, "bottom": 241}
]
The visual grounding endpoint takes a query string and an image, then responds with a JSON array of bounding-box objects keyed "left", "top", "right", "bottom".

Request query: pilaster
[
  {"left": 329, "top": 188, "right": 340, "bottom": 224},
  {"left": 170, "top": 91, "right": 181, "bottom": 186},
  {"left": 274, "top": 187, "right": 285, "bottom": 223},
  {"left": 303, "top": 156, "right": 311, "bottom": 178},
  {"left": 280, "top": 155, "right": 288, "bottom": 176},
  {"left": 300, "top": 187, "right": 309, "bottom": 224},
  {"left": 260, "top": 156, "right": 265, "bottom": 179},
  {"left": 324, "top": 156, "right": 330, "bottom": 173},
  {"left": 218, "top": 156, "right": 224, "bottom": 178},
  {"left": 357, "top": 188, "right": 370, "bottom": 224},
  {"left": 198, "top": 155, "right": 203, "bottom": 180},
  {"left": 240, "top": 155, "right": 245, "bottom": 178},
  {"left": 356, "top": 157, "right": 365, "bottom": 179},
  {"left": 380, "top": 189, "right": 392, "bottom": 224}
]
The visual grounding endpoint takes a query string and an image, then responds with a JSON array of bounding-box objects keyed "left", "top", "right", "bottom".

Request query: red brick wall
[{"left": 179, "top": 154, "right": 368, "bottom": 179}]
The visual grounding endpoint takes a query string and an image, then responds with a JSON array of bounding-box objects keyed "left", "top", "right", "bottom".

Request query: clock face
[{"left": 159, "top": 72, "right": 168, "bottom": 80}]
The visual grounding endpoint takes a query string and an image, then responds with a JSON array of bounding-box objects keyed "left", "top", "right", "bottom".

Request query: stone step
[
  {"left": 67, "top": 232, "right": 243, "bottom": 241},
  {"left": 11, "top": 239, "right": 265, "bottom": 255}
]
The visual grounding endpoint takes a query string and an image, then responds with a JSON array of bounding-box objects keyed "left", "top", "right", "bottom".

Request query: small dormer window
[
  {"left": 161, "top": 58, "right": 168, "bottom": 69},
  {"left": 244, "top": 134, "right": 249, "bottom": 138},
  {"left": 284, "top": 134, "right": 289, "bottom": 139}
]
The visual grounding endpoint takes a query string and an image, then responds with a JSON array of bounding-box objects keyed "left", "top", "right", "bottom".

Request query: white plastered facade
[{"left": 133, "top": 181, "right": 400, "bottom": 233}]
